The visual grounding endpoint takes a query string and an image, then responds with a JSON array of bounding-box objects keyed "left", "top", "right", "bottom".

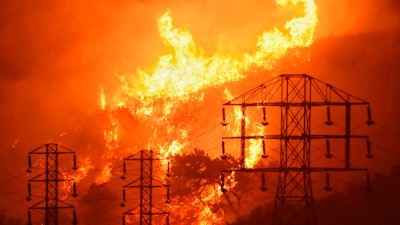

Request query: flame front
[
  {"left": 97, "top": 0, "right": 318, "bottom": 224},
  {"left": 120, "top": 0, "right": 317, "bottom": 101}
]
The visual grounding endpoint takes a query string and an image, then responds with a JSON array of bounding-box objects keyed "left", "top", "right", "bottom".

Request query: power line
[
  {"left": 26, "top": 143, "right": 79, "bottom": 225},
  {"left": 219, "top": 74, "right": 374, "bottom": 225},
  {"left": 121, "top": 150, "right": 171, "bottom": 225}
]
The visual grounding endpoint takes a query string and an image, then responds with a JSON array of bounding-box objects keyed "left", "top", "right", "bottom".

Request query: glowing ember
[
  {"left": 60, "top": 157, "right": 94, "bottom": 197},
  {"left": 95, "top": 162, "right": 113, "bottom": 184},
  {"left": 99, "top": 86, "right": 107, "bottom": 111},
  {"left": 196, "top": 184, "right": 224, "bottom": 225},
  {"left": 72, "top": 157, "right": 94, "bottom": 183},
  {"left": 103, "top": 114, "right": 120, "bottom": 158},
  {"left": 246, "top": 125, "right": 264, "bottom": 168}
]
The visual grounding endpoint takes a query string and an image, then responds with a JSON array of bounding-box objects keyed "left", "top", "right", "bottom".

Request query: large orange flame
[
  {"left": 118, "top": 0, "right": 317, "bottom": 102},
  {"left": 95, "top": 0, "right": 318, "bottom": 223}
]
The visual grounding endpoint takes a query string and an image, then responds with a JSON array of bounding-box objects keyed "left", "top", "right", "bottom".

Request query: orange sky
[{"left": 0, "top": 0, "right": 399, "bottom": 224}]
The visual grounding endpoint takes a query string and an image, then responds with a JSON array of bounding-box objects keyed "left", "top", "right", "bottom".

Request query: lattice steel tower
[
  {"left": 121, "top": 149, "right": 170, "bottom": 225},
  {"left": 26, "top": 143, "right": 78, "bottom": 225},
  {"left": 220, "top": 74, "right": 374, "bottom": 225}
]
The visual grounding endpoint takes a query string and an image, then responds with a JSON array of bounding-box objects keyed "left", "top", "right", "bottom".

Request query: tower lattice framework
[
  {"left": 121, "top": 149, "right": 170, "bottom": 225},
  {"left": 26, "top": 143, "right": 78, "bottom": 225},
  {"left": 220, "top": 74, "right": 374, "bottom": 225}
]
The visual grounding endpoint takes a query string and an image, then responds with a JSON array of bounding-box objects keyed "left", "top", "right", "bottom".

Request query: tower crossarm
[{"left": 219, "top": 74, "right": 374, "bottom": 225}]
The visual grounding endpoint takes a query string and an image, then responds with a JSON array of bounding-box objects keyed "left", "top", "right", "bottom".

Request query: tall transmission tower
[
  {"left": 121, "top": 149, "right": 171, "bottom": 225},
  {"left": 220, "top": 74, "right": 374, "bottom": 225},
  {"left": 26, "top": 143, "right": 78, "bottom": 225}
]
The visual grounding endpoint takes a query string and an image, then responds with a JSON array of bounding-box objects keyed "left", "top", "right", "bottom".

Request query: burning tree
[{"left": 169, "top": 149, "right": 272, "bottom": 224}]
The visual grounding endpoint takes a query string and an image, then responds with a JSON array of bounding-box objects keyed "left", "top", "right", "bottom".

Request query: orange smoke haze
[{"left": 0, "top": 0, "right": 399, "bottom": 224}]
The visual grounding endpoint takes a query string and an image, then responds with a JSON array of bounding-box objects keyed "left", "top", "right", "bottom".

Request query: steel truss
[
  {"left": 121, "top": 150, "right": 170, "bottom": 225},
  {"left": 220, "top": 74, "right": 374, "bottom": 225},
  {"left": 26, "top": 143, "right": 78, "bottom": 225}
]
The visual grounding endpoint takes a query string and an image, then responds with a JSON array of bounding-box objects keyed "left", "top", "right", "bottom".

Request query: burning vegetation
[
  {"left": 89, "top": 0, "right": 319, "bottom": 223},
  {"left": 0, "top": 0, "right": 400, "bottom": 224}
]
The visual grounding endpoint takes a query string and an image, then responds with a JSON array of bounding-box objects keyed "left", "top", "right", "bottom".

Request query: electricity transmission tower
[
  {"left": 121, "top": 149, "right": 170, "bottom": 225},
  {"left": 220, "top": 74, "right": 374, "bottom": 225},
  {"left": 26, "top": 143, "right": 78, "bottom": 225}
]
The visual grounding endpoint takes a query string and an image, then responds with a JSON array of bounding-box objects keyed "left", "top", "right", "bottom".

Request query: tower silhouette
[
  {"left": 121, "top": 149, "right": 170, "bottom": 225},
  {"left": 220, "top": 74, "right": 374, "bottom": 225},
  {"left": 26, "top": 143, "right": 78, "bottom": 225}
]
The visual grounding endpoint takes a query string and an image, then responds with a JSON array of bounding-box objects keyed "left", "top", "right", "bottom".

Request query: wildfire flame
[
  {"left": 99, "top": 86, "right": 107, "bottom": 111},
  {"left": 119, "top": 0, "right": 317, "bottom": 101},
  {"left": 94, "top": 0, "right": 318, "bottom": 223}
]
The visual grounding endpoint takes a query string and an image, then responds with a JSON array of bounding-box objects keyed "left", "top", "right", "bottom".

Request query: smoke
[
  {"left": 315, "top": 0, "right": 400, "bottom": 37},
  {"left": 78, "top": 184, "right": 120, "bottom": 225},
  {"left": 231, "top": 163, "right": 400, "bottom": 225},
  {"left": 0, "top": 0, "right": 299, "bottom": 146},
  {"left": 0, "top": 0, "right": 399, "bottom": 224},
  {"left": 229, "top": 1, "right": 400, "bottom": 223}
]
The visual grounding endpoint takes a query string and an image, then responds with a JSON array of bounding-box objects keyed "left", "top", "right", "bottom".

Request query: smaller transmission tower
[
  {"left": 121, "top": 149, "right": 170, "bottom": 225},
  {"left": 26, "top": 143, "right": 78, "bottom": 225}
]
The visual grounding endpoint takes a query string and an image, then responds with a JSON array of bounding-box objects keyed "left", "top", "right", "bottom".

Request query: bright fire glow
[
  {"left": 224, "top": 88, "right": 264, "bottom": 168},
  {"left": 246, "top": 124, "right": 265, "bottom": 168},
  {"left": 196, "top": 184, "right": 224, "bottom": 225},
  {"left": 95, "top": 113, "right": 120, "bottom": 184},
  {"left": 119, "top": 0, "right": 317, "bottom": 101},
  {"left": 60, "top": 157, "right": 94, "bottom": 198},
  {"left": 99, "top": 86, "right": 107, "bottom": 111},
  {"left": 95, "top": 162, "right": 113, "bottom": 184},
  {"left": 98, "top": 0, "right": 318, "bottom": 223}
]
